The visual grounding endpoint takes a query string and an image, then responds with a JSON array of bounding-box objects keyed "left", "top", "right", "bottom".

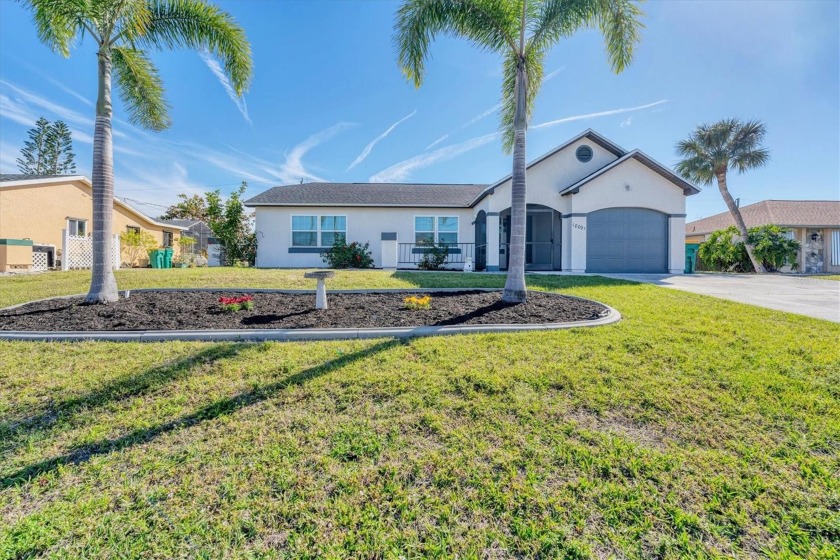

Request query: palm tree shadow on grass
[
  {"left": 1, "top": 338, "right": 402, "bottom": 489},
  {"left": 1, "top": 343, "right": 254, "bottom": 453}
]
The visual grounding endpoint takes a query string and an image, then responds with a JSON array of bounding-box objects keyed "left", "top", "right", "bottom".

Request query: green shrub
[
  {"left": 699, "top": 225, "right": 800, "bottom": 272},
  {"left": 322, "top": 239, "right": 374, "bottom": 268},
  {"left": 417, "top": 241, "right": 449, "bottom": 270}
]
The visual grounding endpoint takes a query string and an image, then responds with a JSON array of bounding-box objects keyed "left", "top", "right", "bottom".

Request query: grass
[
  {"left": 812, "top": 275, "right": 840, "bottom": 281},
  {"left": 1, "top": 269, "right": 838, "bottom": 558}
]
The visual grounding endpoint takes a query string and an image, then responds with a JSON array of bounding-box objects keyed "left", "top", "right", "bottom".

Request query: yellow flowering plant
[{"left": 403, "top": 295, "right": 431, "bottom": 310}]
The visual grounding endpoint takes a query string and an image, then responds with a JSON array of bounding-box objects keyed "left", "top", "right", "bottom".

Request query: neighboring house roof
[
  {"left": 470, "top": 129, "right": 627, "bottom": 205},
  {"left": 685, "top": 200, "right": 840, "bottom": 235},
  {"left": 0, "top": 175, "right": 188, "bottom": 230},
  {"left": 158, "top": 218, "right": 207, "bottom": 228},
  {"left": 245, "top": 182, "right": 487, "bottom": 208},
  {"left": 0, "top": 173, "right": 80, "bottom": 182},
  {"left": 559, "top": 150, "right": 701, "bottom": 197}
]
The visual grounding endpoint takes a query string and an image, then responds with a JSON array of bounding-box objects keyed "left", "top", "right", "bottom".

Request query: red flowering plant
[{"left": 218, "top": 294, "right": 254, "bottom": 312}]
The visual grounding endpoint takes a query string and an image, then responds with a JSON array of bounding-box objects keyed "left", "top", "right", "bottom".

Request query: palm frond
[
  {"left": 112, "top": 45, "right": 171, "bottom": 130},
  {"left": 134, "top": 0, "right": 252, "bottom": 95},
  {"left": 675, "top": 118, "right": 769, "bottom": 183},
  {"left": 394, "top": 0, "right": 519, "bottom": 87},
  {"left": 500, "top": 48, "right": 544, "bottom": 153},
  {"left": 527, "top": 0, "right": 642, "bottom": 72},
  {"left": 20, "top": 0, "right": 87, "bottom": 56}
]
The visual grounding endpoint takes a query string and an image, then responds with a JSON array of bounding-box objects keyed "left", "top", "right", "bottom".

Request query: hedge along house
[
  {"left": 685, "top": 200, "right": 840, "bottom": 274},
  {"left": 246, "top": 130, "right": 699, "bottom": 273},
  {"left": 0, "top": 174, "right": 186, "bottom": 268}
]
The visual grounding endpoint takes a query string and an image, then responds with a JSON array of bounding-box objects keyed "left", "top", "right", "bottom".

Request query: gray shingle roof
[
  {"left": 686, "top": 200, "right": 840, "bottom": 235},
  {"left": 244, "top": 182, "right": 488, "bottom": 208},
  {"left": 0, "top": 173, "right": 80, "bottom": 182},
  {"left": 158, "top": 218, "right": 204, "bottom": 228}
]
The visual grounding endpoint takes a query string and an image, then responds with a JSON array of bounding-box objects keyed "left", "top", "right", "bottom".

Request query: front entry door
[{"left": 526, "top": 211, "right": 553, "bottom": 270}]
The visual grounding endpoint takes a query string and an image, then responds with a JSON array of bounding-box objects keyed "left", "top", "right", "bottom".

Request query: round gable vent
[{"left": 576, "top": 145, "right": 593, "bottom": 163}]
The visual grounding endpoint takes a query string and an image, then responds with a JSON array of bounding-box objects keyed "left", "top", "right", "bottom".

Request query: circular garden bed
[{"left": 0, "top": 289, "right": 612, "bottom": 332}]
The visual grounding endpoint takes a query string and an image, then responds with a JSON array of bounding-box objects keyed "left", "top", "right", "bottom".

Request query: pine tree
[
  {"left": 16, "top": 117, "right": 51, "bottom": 175},
  {"left": 15, "top": 118, "right": 77, "bottom": 175},
  {"left": 46, "top": 120, "right": 76, "bottom": 174}
]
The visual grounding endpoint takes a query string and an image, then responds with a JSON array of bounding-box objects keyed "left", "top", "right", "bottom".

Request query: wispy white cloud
[
  {"left": 371, "top": 132, "right": 499, "bottom": 183},
  {"left": 199, "top": 50, "right": 251, "bottom": 124},
  {"left": 115, "top": 162, "right": 206, "bottom": 215},
  {"left": 0, "top": 92, "right": 93, "bottom": 144},
  {"left": 543, "top": 66, "right": 566, "bottom": 82},
  {"left": 620, "top": 116, "right": 633, "bottom": 128},
  {"left": 426, "top": 104, "right": 500, "bottom": 150},
  {"left": 532, "top": 99, "right": 668, "bottom": 130},
  {"left": 0, "top": 140, "right": 20, "bottom": 173},
  {"left": 277, "top": 122, "right": 355, "bottom": 183},
  {"left": 347, "top": 110, "right": 417, "bottom": 170},
  {"left": 0, "top": 80, "right": 92, "bottom": 128},
  {"left": 423, "top": 68, "right": 564, "bottom": 151}
]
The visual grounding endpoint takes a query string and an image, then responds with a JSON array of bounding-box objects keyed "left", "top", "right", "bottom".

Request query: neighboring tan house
[
  {"left": 685, "top": 200, "right": 840, "bottom": 273},
  {"left": 246, "top": 130, "right": 700, "bottom": 274},
  {"left": 0, "top": 174, "right": 186, "bottom": 268}
]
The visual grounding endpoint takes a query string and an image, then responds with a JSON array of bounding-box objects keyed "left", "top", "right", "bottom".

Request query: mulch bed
[{"left": 0, "top": 290, "right": 609, "bottom": 332}]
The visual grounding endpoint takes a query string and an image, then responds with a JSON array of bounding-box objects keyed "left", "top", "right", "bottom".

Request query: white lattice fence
[
  {"left": 62, "top": 231, "right": 120, "bottom": 271},
  {"left": 32, "top": 251, "right": 49, "bottom": 271}
]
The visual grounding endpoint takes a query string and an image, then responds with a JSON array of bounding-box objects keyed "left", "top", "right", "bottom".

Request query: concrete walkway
[{"left": 600, "top": 273, "right": 840, "bottom": 323}]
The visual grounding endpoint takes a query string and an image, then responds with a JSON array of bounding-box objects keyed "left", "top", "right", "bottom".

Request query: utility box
[
  {"left": 685, "top": 243, "right": 700, "bottom": 274},
  {"left": 0, "top": 239, "right": 33, "bottom": 272}
]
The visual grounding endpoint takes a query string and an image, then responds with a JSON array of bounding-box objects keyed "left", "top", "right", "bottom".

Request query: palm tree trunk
[
  {"left": 715, "top": 171, "right": 765, "bottom": 273},
  {"left": 84, "top": 47, "right": 119, "bottom": 303},
  {"left": 502, "top": 59, "right": 528, "bottom": 303}
]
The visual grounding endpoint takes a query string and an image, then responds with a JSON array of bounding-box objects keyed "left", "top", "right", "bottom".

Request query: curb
[{"left": 0, "top": 289, "right": 621, "bottom": 343}]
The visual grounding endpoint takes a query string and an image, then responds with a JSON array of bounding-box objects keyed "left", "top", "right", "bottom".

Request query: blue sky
[{"left": 0, "top": 0, "right": 837, "bottom": 221}]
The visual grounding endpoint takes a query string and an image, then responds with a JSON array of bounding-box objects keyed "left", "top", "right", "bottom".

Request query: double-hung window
[
  {"left": 291, "top": 215, "right": 346, "bottom": 247},
  {"left": 320, "top": 216, "right": 346, "bottom": 246},
  {"left": 414, "top": 216, "right": 458, "bottom": 245},
  {"left": 68, "top": 218, "right": 87, "bottom": 237}
]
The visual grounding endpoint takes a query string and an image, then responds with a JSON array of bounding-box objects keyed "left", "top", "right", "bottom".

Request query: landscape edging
[{"left": 0, "top": 288, "right": 621, "bottom": 342}]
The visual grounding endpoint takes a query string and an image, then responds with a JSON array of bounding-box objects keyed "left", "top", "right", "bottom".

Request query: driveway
[{"left": 600, "top": 273, "right": 840, "bottom": 323}]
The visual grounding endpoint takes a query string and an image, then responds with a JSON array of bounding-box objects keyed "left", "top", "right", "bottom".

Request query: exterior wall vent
[{"left": 576, "top": 145, "right": 593, "bottom": 163}]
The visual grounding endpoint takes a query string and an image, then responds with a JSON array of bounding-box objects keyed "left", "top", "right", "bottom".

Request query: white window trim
[
  {"left": 67, "top": 217, "right": 88, "bottom": 237},
  {"left": 414, "top": 215, "right": 459, "bottom": 245},
  {"left": 290, "top": 214, "right": 347, "bottom": 247}
]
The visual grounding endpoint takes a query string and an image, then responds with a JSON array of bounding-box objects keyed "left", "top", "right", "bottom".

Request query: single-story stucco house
[
  {"left": 685, "top": 200, "right": 840, "bottom": 274},
  {"left": 0, "top": 174, "right": 186, "bottom": 269},
  {"left": 245, "top": 130, "right": 699, "bottom": 273}
]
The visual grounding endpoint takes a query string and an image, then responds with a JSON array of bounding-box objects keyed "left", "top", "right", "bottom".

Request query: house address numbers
[{"left": 573, "top": 223, "right": 586, "bottom": 231}]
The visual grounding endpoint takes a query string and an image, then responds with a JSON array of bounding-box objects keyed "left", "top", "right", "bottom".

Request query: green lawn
[
  {"left": 1, "top": 269, "right": 838, "bottom": 559},
  {"left": 813, "top": 275, "right": 840, "bottom": 281}
]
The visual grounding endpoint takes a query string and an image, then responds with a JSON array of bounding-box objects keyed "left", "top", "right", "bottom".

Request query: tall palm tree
[
  {"left": 675, "top": 119, "right": 770, "bottom": 273},
  {"left": 22, "top": 0, "right": 252, "bottom": 303},
  {"left": 395, "top": 0, "right": 642, "bottom": 302}
]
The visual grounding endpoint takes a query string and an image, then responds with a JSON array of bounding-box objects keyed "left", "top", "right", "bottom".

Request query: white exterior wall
[
  {"left": 565, "top": 158, "right": 688, "bottom": 273},
  {"left": 478, "top": 137, "right": 619, "bottom": 215},
  {"left": 254, "top": 206, "right": 475, "bottom": 268}
]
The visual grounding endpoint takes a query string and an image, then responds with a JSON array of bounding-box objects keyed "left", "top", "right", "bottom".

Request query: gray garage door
[{"left": 587, "top": 208, "right": 668, "bottom": 273}]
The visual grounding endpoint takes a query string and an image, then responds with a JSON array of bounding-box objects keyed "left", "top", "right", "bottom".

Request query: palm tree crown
[
  {"left": 395, "top": 0, "right": 643, "bottom": 151},
  {"left": 675, "top": 118, "right": 770, "bottom": 185},
  {"left": 23, "top": 0, "right": 252, "bottom": 303},
  {"left": 25, "top": 0, "right": 252, "bottom": 131},
  {"left": 395, "top": 0, "right": 642, "bottom": 302}
]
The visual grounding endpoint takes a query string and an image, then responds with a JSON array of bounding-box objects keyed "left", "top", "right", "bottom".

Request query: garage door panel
[{"left": 587, "top": 208, "right": 668, "bottom": 273}]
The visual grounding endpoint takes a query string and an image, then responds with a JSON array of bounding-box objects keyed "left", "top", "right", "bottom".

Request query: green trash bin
[
  {"left": 163, "top": 247, "right": 174, "bottom": 269},
  {"left": 685, "top": 243, "right": 700, "bottom": 274},
  {"left": 148, "top": 249, "right": 164, "bottom": 269}
]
